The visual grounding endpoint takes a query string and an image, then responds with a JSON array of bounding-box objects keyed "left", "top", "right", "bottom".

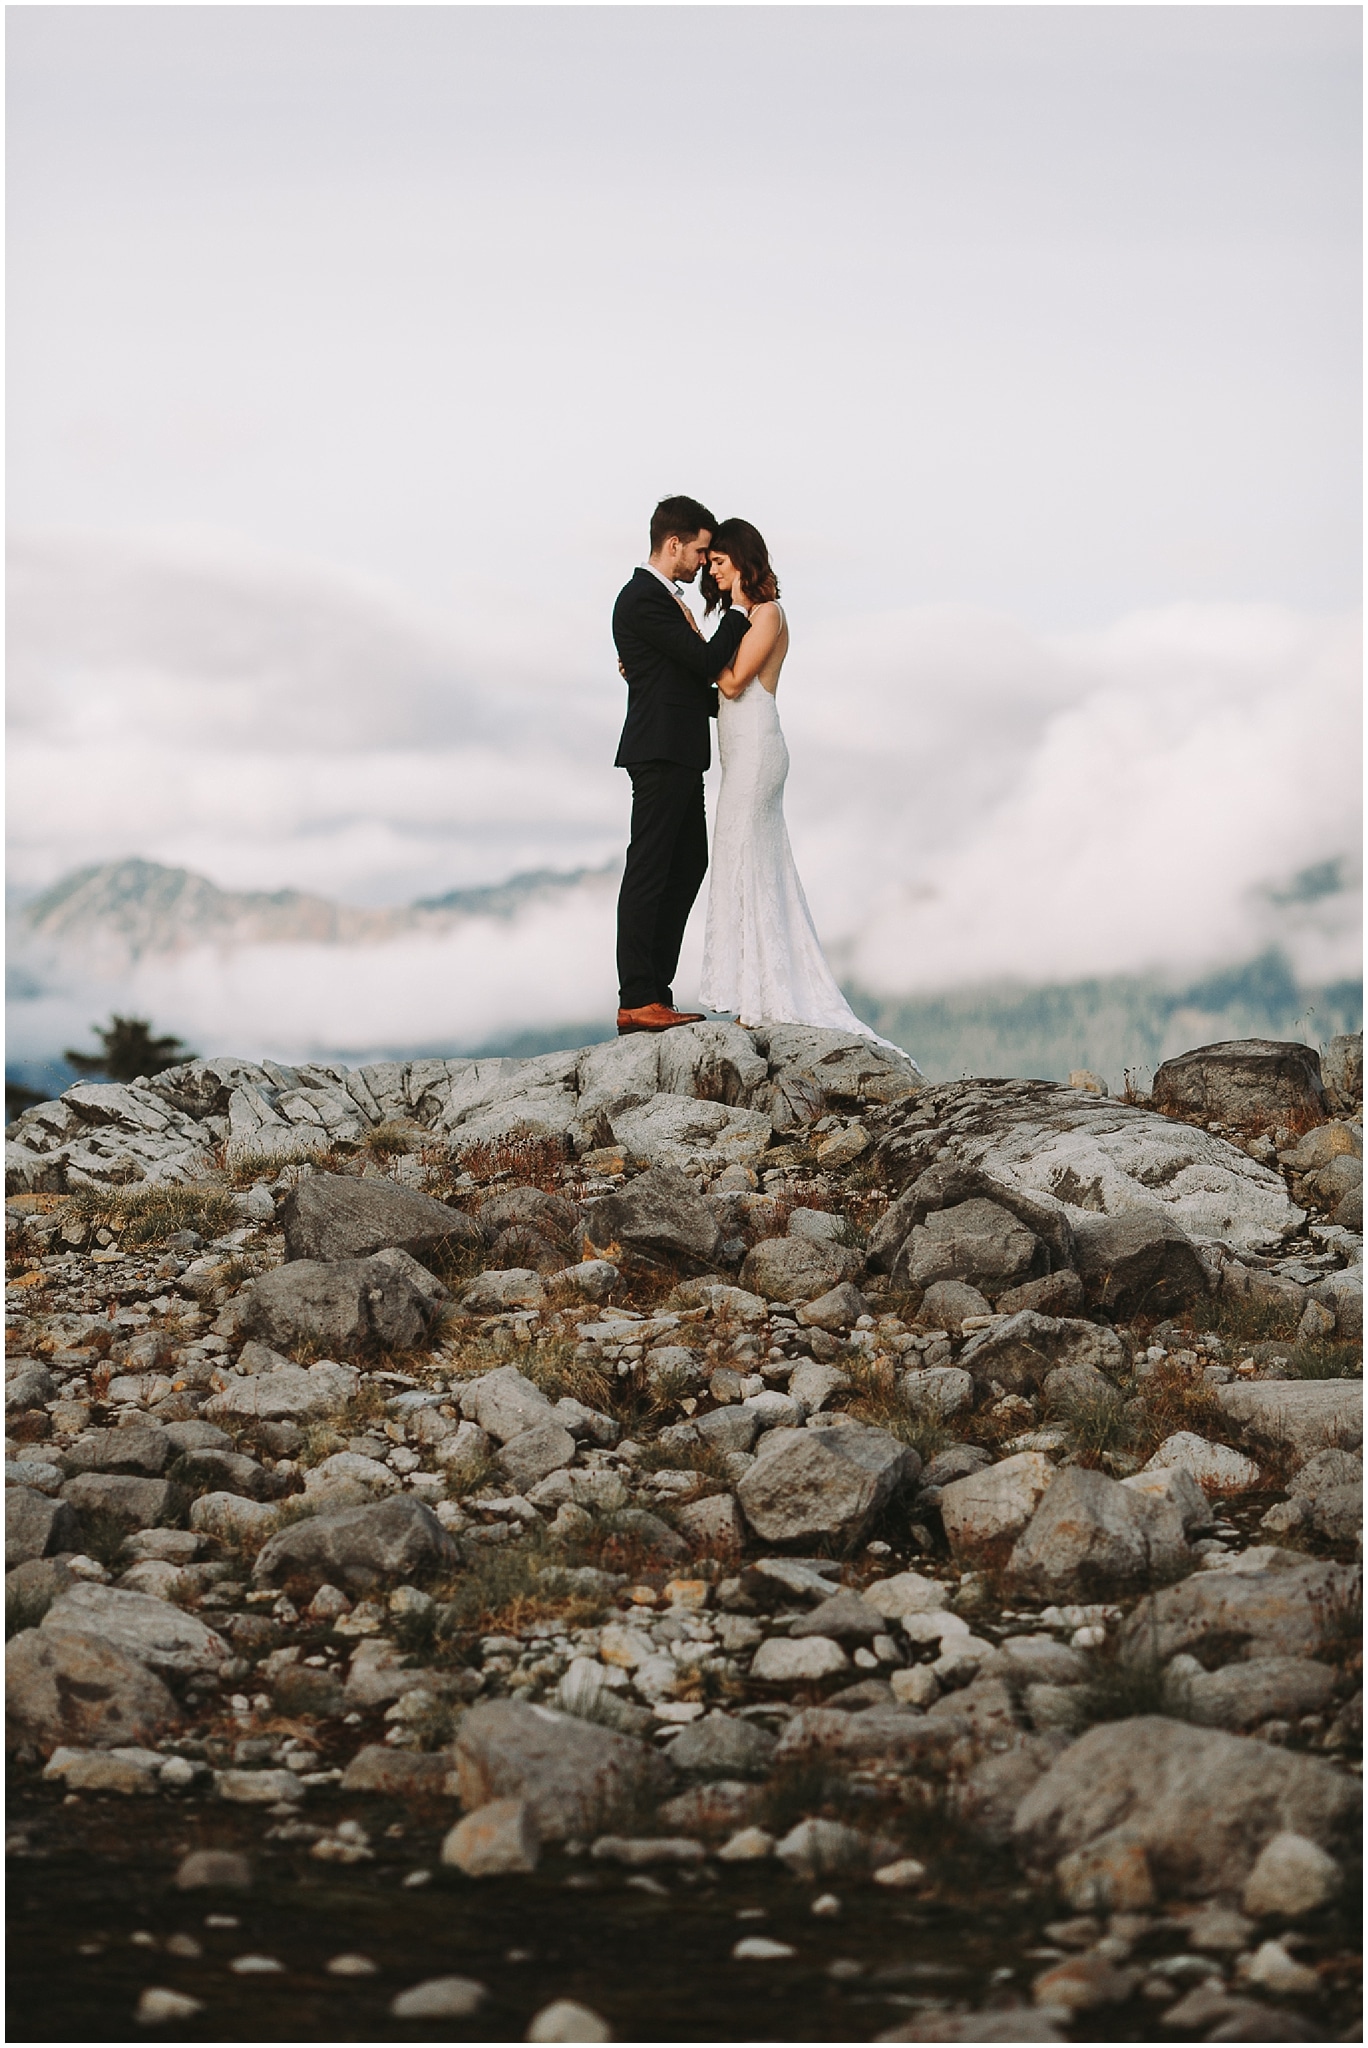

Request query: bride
[{"left": 699, "top": 517, "right": 912, "bottom": 1057}]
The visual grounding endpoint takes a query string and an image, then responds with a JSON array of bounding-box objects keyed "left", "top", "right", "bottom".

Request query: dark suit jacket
[{"left": 612, "top": 568, "right": 750, "bottom": 771}]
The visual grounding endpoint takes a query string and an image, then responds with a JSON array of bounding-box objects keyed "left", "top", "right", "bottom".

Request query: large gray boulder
[
  {"left": 1182, "top": 1656, "right": 1341, "bottom": 1732},
  {"left": 475, "top": 1185, "right": 580, "bottom": 1243},
  {"left": 280, "top": 1171, "right": 484, "bottom": 1265},
  {"left": 757, "top": 1025, "right": 921, "bottom": 1132},
  {"left": 938, "top": 1452, "right": 1056, "bottom": 1564},
  {"left": 1013, "top": 1715, "right": 1359, "bottom": 1900},
  {"left": 252, "top": 1496, "right": 459, "bottom": 1594},
  {"left": 59, "top": 1473, "right": 176, "bottom": 1534},
  {"left": 1007, "top": 1466, "right": 1191, "bottom": 1601},
  {"left": 959, "top": 1313, "right": 1127, "bottom": 1395},
  {"left": 740, "top": 1236, "right": 858, "bottom": 1303},
  {"left": 459, "top": 1366, "right": 558, "bottom": 1443},
  {"left": 449, "top": 1699, "right": 673, "bottom": 1839},
  {"left": 237, "top": 1247, "right": 448, "bottom": 1354},
  {"left": 65, "top": 1427, "right": 173, "bottom": 1477},
  {"left": 868, "top": 1160, "right": 1076, "bottom": 1276},
  {"left": 203, "top": 1359, "right": 359, "bottom": 1425},
  {"left": 1307, "top": 1267, "right": 1364, "bottom": 1341},
  {"left": 6, "top": 1627, "right": 181, "bottom": 1755},
  {"left": 41, "top": 1584, "right": 230, "bottom": 1679},
  {"left": 1118, "top": 1559, "right": 1357, "bottom": 1667},
  {"left": 6, "top": 1361, "right": 55, "bottom": 1412},
  {"left": 894, "top": 1198, "right": 1043, "bottom": 1302},
  {"left": 664, "top": 1710, "right": 778, "bottom": 1781},
  {"left": 582, "top": 1166, "right": 721, "bottom": 1267},
  {"left": 875, "top": 1084, "right": 1302, "bottom": 1256},
  {"left": 1321, "top": 1033, "right": 1363, "bottom": 1116},
  {"left": 1217, "top": 1379, "right": 1362, "bottom": 1462},
  {"left": 1070, "top": 1210, "right": 1209, "bottom": 1318},
  {"left": 1152, "top": 1039, "right": 1326, "bottom": 1125},
  {"left": 6, "top": 1487, "right": 79, "bottom": 1566},
  {"left": 736, "top": 1425, "right": 916, "bottom": 1544},
  {"left": 609, "top": 1095, "right": 772, "bottom": 1172}
]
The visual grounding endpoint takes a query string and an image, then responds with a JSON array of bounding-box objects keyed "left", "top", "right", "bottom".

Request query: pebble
[
  {"left": 810, "top": 1893, "right": 841, "bottom": 1917},
  {"left": 716, "top": 1828, "right": 774, "bottom": 1862},
  {"left": 229, "top": 1954, "right": 285, "bottom": 1975},
  {"left": 176, "top": 1849, "right": 251, "bottom": 1892},
  {"left": 390, "top": 1975, "right": 489, "bottom": 2019},
  {"left": 326, "top": 1954, "right": 379, "bottom": 1976},
  {"left": 1243, "top": 1939, "right": 1321, "bottom": 1995},
  {"left": 732, "top": 1937, "right": 797, "bottom": 1960},
  {"left": 873, "top": 1858, "right": 928, "bottom": 1888},
  {"left": 135, "top": 1987, "right": 205, "bottom": 2025},
  {"left": 526, "top": 1999, "right": 612, "bottom": 2041}
]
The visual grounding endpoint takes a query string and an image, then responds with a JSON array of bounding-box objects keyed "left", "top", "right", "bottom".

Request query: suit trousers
[{"left": 616, "top": 761, "right": 709, "bottom": 1009}]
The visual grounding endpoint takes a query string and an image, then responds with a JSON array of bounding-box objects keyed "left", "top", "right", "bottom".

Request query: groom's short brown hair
[{"left": 649, "top": 495, "right": 716, "bottom": 550}]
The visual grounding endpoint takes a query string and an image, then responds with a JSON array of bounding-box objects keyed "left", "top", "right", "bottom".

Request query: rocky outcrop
[{"left": 1152, "top": 1039, "right": 1327, "bottom": 1125}]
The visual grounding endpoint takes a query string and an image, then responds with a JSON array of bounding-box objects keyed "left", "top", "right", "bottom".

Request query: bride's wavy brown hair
[{"left": 702, "top": 518, "right": 780, "bottom": 615}]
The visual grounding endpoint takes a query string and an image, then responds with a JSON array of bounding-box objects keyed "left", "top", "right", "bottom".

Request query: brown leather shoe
[{"left": 617, "top": 1003, "right": 706, "bottom": 1035}]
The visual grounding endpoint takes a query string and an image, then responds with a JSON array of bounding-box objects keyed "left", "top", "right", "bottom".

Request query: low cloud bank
[{"left": 7, "top": 533, "right": 1360, "bottom": 1063}]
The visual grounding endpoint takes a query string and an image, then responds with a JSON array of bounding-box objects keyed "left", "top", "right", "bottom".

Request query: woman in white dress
[{"left": 699, "top": 517, "right": 912, "bottom": 1059}]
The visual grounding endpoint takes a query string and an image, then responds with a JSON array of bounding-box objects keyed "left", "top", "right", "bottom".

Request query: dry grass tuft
[
  {"left": 61, "top": 1181, "right": 239, "bottom": 1247},
  {"left": 450, "top": 1133, "right": 570, "bottom": 1192}
]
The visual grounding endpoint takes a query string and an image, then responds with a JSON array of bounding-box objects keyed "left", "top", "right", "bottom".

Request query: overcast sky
[{"left": 7, "top": 6, "right": 1362, "bottom": 1046}]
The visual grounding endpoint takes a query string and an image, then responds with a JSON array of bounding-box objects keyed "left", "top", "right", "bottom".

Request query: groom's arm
[{"left": 628, "top": 584, "right": 750, "bottom": 683}]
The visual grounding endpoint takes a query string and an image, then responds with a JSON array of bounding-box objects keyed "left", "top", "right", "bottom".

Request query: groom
[{"left": 612, "top": 495, "right": 750, "bottom": 1035}]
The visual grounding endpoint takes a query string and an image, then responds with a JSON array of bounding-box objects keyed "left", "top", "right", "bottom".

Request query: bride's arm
[{"left": 716, "top": 603, "right": 781, "bottom": 699}]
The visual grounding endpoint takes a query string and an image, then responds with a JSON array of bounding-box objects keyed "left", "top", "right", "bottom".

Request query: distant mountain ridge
[{"left": 20, "top": 857, "right": 614, "bottom": 962}]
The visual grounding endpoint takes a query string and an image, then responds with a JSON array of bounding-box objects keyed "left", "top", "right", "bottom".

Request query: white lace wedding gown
[{"left": 700, "top": 605, "right": 910, "bottom": 1055}]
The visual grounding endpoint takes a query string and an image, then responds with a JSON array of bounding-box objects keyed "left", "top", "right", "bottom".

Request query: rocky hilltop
[{"left": 5, "top": 1025, "right": 1363, "bottom": 2041}]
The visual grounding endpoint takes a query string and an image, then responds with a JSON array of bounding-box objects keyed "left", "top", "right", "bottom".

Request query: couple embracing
[{"left": 612, "top": 494, "right": 905, "bottom": 1056}]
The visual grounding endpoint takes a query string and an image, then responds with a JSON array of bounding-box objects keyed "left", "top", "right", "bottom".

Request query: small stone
[
  {"left": 717, "top": 1827, "right": 775, "bottom": 1862},
  {"left": 526, "top": 1999, "right": 612, "bottom": 2042},
  {"left": 732, "top": 1937, "right": 797, "bottom": 1960},
  {"left": 750, "top": 1636, "right": 849, "bottom": 1684},
  {"left": 175, "top": 1849, "right": 252, "bottom": 1890},
  {"left": 872, "top": 1858, "right": 927, "bottom": 1888},
  {"left": 326, "top": 1954, "right": 379, "bottom": 1976},
  {"left": 1243, "top": 1939, "right": 1320, "bottom": 1995},
  {"left": 390, "top": 1975, "right": 488, "bottom": 2019},
  {"left": 442, "top": 1799, "right": 541, "bottom": 1877},
  {"left": 1142, "top": 1433, "right": 1261, "bottom": 1493},
  {"left": 229, "top": 1954, "right": 285, "bottom": 1974},
  {"left": 216, "top": 1769, "right": 304, "bottom": 1806},
  {"left": 136, "top": 1988, "right": 205, "bottom": 2025},
  {"left": 1032, "top": 1953, "right": 1138, "bottom": 2011},
  {"left": 775, "top": 1817, "right": 886, "bottom": 1877},
  {"left": 890, "top": 1666, "right": 941, "bottom": 1708},
  {"left": 1242, "top": 1831, "right": 1343, "bottom": 1918}
]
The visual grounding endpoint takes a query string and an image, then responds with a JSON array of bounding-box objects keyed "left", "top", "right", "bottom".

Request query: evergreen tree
[{"left": 64, "top": 1016, "right": 195, "bottom": 1082}]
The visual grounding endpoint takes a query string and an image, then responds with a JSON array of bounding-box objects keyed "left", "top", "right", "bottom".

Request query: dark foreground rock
[
  {"left": 1014, "top": 1714, "right": 1359, "bottom": 1900},
  {"left": 449, "top": 1699, "right": 673, "bottom": 1840},
  {"left": 280, "top": 1171, "right": 484, "bottom": 1264},
  {"left": 6, "top": 1628, "right": 181, "bottom": 1754},
  {"left": 1152, "top": 1038, "right": 1326, "bottom": 1124},
  {"left": 252, "top": 1497, "right": 459, "bottom": 1594},
  {"left": 237, "top": 1248, "right": 448, "bottom": 1354}
]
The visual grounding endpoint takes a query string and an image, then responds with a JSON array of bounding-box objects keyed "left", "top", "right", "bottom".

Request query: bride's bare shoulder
[{"left": 749, "top": 599, "right": 787, "bottom": 632}]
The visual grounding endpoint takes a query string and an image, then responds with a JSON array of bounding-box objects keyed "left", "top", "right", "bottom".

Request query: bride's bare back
[{"left": 717, "top": 599, "right": 788, "bottom": 700}]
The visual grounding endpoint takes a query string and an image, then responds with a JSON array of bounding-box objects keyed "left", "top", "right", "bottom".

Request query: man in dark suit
[{"left": 612, "top": 495, "right": 750, "bottom": 1035}]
